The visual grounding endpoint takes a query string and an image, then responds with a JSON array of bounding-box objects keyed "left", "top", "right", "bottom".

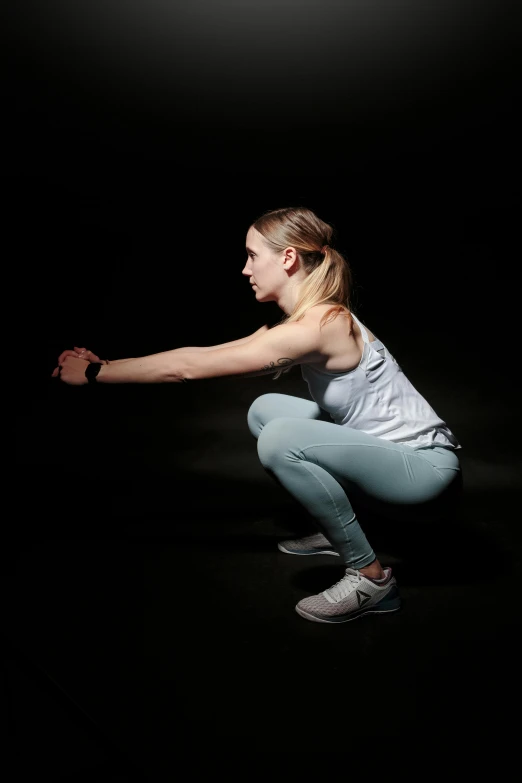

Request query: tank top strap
[{"left": 350, "top": 312, "right": 370, "bottom": 344}]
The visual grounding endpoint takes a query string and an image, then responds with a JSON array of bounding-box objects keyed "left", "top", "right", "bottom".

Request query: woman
[{"left": 53, "top": 206, "right": 462, "bottom": 624}]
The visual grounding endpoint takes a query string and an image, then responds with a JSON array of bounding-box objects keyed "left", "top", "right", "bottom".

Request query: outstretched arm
[
  {"left": 57, "top": 322, "right": 322, "bottom": 385},
  {"left": 100, "top": 324, "right": 270, "bottom": 364},
  {"left": 52, "top": 325, "right": 270, "bottom": 377}
]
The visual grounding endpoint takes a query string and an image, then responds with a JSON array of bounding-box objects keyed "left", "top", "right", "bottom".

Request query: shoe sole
[
  {"left": 277, "top": 543, "right": 340, "bottom": 556},
  {"left": 295, "top": 595, "right": 401, "bottom": 624}
]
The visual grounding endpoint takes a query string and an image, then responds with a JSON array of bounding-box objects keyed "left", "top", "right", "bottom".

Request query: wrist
[
  {"left": 85, "top": 362, "right": 104, "bottom": 384},
  {"left": 96, "top": 363, "right": 108, "bottom": 382}
]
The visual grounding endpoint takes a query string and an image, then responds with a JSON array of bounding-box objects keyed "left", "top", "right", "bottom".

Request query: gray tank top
[{"left": 300, "top": 312, "right": 461, "bottom": 451}]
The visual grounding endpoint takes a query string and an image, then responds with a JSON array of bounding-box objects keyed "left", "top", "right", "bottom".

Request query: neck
[{"left": 277, "top": 279, "right": 303, "bottom": 315}]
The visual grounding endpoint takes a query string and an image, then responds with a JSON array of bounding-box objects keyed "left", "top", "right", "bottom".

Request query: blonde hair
[{"left": 251, "top": 206, "right": 356, "bottom": 378}]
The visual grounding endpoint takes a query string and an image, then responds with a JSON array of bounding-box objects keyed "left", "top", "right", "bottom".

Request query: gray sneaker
[
  {"left": 296, "top": 567, "right": 401, "bottom": 624},
  {"left": 277, "top": 532, "right": 339, "bottom": 556}
]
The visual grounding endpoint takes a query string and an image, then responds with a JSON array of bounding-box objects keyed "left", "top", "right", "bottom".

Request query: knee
[
  {"left": 256, "top": 418, "right": 291, "bottom": 469},
  {"left": 247, "top": 393, "right": 285, "bottom": 439}
]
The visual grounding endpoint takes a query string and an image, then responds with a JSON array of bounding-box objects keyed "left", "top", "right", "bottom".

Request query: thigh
[
  {"left": 258, "top": 417, "right": 459, "bottom": 508},
  {"left": 247, "top": 392, "right": 329, "bottom": 438}
]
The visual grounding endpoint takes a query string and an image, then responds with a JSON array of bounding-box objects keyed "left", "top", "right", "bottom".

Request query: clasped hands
[{"left": 52, "top": 346, "right": 106, "bottom": 385}]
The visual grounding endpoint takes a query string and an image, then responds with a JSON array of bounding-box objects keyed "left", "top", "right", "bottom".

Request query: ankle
[{"left": 358, "top": 560, "right": 385, "bottom": 580}]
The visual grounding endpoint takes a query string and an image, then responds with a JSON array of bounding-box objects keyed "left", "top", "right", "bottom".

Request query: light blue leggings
[{"left": 247, "top": 393, "right": 462, "bottom": 569}]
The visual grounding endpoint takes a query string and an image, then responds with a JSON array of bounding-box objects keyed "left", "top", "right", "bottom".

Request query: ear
[{"left": 282, "top": 246, "right": 299, "bottom": 270}]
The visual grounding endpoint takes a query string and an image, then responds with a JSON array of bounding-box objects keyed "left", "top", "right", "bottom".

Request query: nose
[{"left": 242, "top": 261, "right": 251, "bottom": 277}]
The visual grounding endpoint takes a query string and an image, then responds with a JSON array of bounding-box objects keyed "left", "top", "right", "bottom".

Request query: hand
[
  {"left": 51, "top": 346, "right": 104, "bottom": 379},
  {"left": 55, "top": 355, "right": 90, "bottom": 385}
]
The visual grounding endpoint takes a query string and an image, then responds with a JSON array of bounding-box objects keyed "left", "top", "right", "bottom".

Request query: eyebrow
[{"left": 245, "top": 246, "right": 256, "bottom": 254}]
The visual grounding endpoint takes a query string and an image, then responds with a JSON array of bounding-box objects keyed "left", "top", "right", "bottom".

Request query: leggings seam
[
  {"left": 299, "top": 441, "right": 446, "bottom": 480},
  {"left": 300, "top": 460, "right": 355, "bottom": 564}
]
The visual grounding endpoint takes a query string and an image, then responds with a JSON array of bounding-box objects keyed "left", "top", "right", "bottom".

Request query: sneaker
[
  {"left": 295, "top": 567, "right": 401, "bottom": 623},
  {"left": 277, "top": 532, "right": 340, "bottom": 556}
]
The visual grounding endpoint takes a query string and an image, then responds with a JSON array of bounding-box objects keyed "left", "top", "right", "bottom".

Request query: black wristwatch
[{"left": 85, "top": 362, "right": 103, "bottom": 384}]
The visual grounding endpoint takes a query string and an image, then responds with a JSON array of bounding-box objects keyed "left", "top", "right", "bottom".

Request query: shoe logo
[{"left": 356, "top": 589, "right": 372, "bottom": 608}]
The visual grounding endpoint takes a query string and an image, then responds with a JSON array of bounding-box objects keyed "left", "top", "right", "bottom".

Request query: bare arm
[
  {"left": 81, "top": 322, "right": 321, "bottom": 384},
  {"left": 168, "top": 323, "right": 270, "bottom": 353},
  {"left": 107, "top": 324, "right": 270, "bottom": 365}
]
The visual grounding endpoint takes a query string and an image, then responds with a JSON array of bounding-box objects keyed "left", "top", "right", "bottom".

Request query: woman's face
[{"left": 242, "top": 226, "right": 286, "bottom": 303}]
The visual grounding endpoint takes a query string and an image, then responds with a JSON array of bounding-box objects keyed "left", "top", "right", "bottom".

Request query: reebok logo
[{"left": 356, "top": 589, "right": 372, "bottom": 608}]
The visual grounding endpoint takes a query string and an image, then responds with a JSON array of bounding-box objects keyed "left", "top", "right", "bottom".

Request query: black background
[
  {"left": 7, "top": 1, "right": 519, "bottom": 368},
  {"left": 7, "top": 1, "right": 521, "bottom": 778}
]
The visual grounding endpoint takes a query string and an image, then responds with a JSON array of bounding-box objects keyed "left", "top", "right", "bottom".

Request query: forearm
[
  {"left": 96, "top": 350, "right": 188, "bottom": 383},
  {"left": 94, "top": 332, "right": 274, "bottom": 383},
  {"left": 108, "top": 348, "right": 203, "bottom": 365}
]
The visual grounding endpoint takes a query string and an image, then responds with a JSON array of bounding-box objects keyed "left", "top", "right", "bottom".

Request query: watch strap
[{"left": 85, "top": 362, "right": 103, "bottom": 383}]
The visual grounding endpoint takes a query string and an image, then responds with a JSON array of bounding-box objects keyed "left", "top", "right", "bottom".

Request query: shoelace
[{"left": 324, "top": 568, "right": 362, "bottom": 602}]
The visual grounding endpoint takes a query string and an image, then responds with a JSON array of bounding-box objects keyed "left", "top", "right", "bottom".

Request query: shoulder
[
  {"left": 255, "top": 316, "right": 324, "bottom": 362},
  {"left": 301, "top": 303, "right": 353, "bottom": 328},
  {"left": 297, "top": 305, "right": 361, "bottom": 371},
  {"left": 265, "top": 304, "right": 354, "bottom": 361},
  {"left": 299, "top": 304, "right": 354, "bottom": 345}
]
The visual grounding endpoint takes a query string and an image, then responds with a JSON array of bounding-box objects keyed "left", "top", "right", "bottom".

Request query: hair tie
[{"left": 321, "top": 245, "right": 329, "bottom": 255}]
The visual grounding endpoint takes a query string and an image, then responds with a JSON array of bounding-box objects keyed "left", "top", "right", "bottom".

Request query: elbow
[
  {"left": 166, "top": 367, "right": 189, "bottom": 383},
  {"left": 167, "top": 371, "right": 189, "bottom": 383},
  {"left": 164, "top": 356, "right": 190, "bottom": 383},
  {"left": 170, "top": 355, "right": 194, "bottom": 382}
]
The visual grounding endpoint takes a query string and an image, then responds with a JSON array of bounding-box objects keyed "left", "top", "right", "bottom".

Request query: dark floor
[{"left": 9, "top": 342, "right": 522, "bottom": 776}]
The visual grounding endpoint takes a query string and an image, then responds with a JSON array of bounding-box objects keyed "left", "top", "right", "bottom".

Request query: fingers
[
  {"left": 74, "top": 347, "right": 101, "bottom": 362},
  {"left": 57, "top": 347, "right": 96, "bottom": 364},
  {"left": 58, "top": 349, "right": 81, "bottom": 364}
]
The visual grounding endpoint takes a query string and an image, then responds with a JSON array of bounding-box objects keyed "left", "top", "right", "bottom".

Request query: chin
[{"left": 255, "top": 290, "right": 272, "bottom": 302}]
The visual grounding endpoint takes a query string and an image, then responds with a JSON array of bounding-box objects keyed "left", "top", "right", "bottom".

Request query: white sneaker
[
  {"left": 277, "top": 532, "right": 339, "bottom": 556},
  {"left": 295, "top": 567, "right": 401, "bottom": 623}
]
